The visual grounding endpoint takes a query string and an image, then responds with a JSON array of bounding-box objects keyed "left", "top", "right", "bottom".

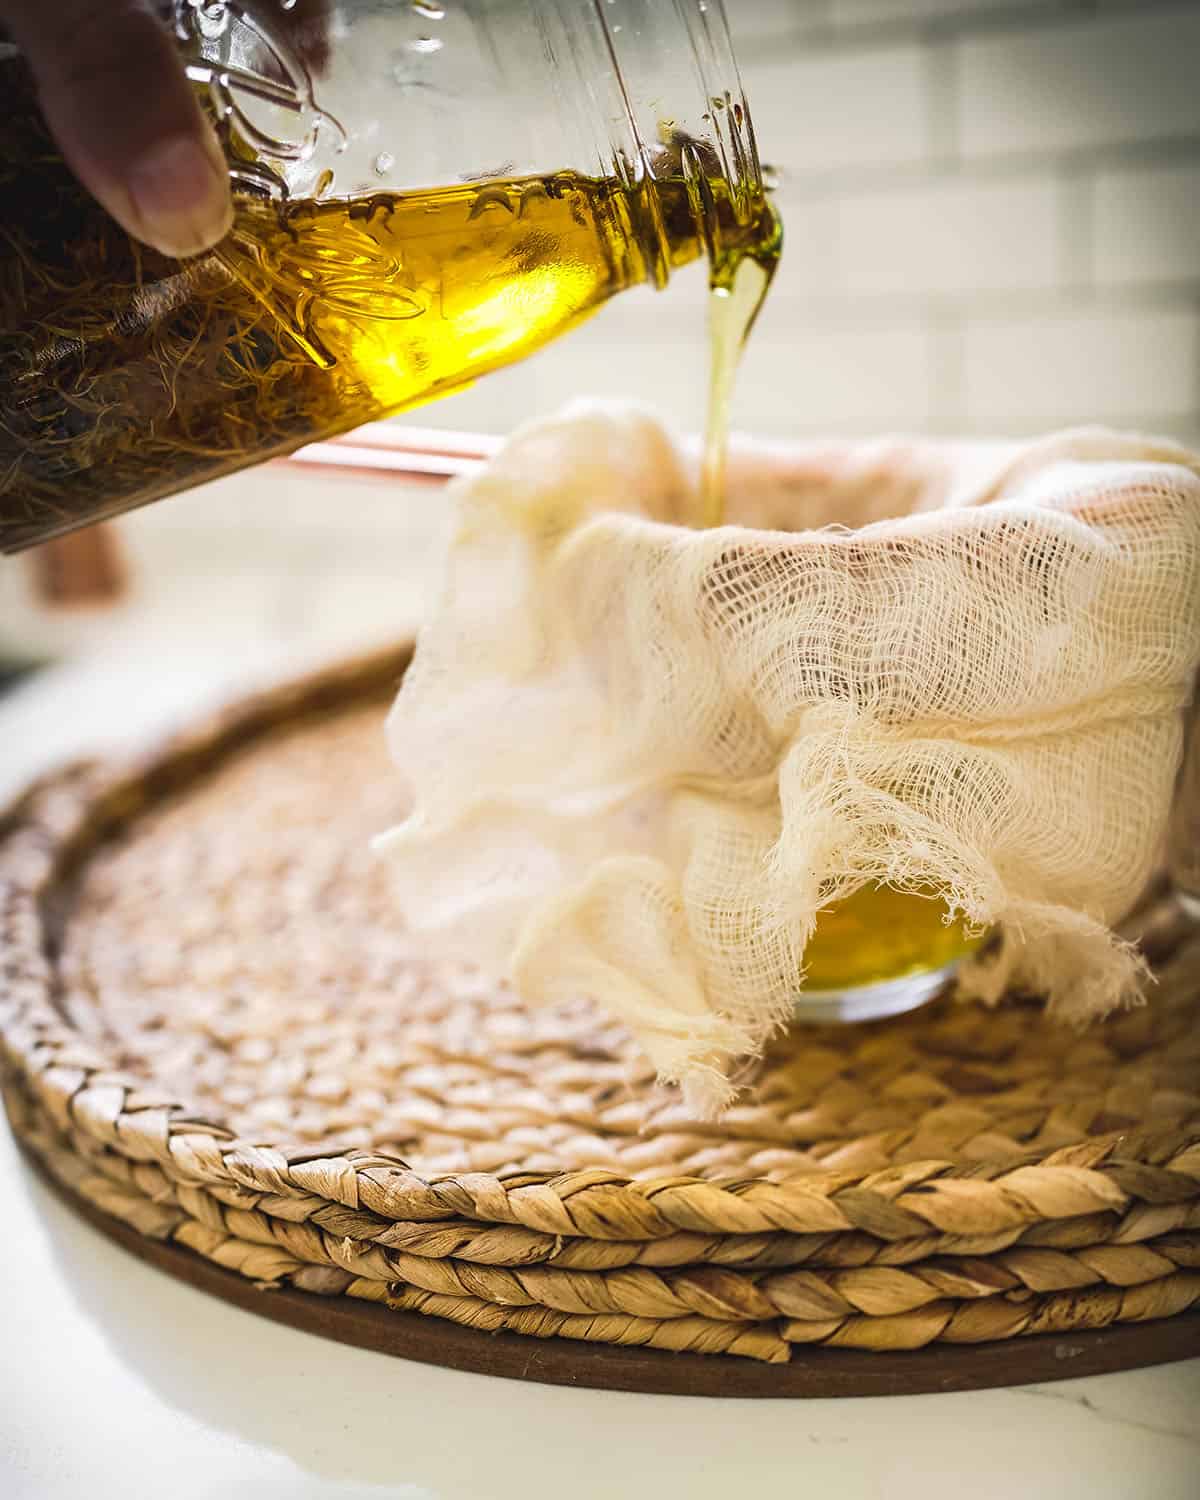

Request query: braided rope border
[{"left": 12, "top": 1083, "right": 1199, "bottom": 1366}]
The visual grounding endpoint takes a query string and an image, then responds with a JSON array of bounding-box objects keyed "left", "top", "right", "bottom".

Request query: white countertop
[
  {"left": 1, "top": 617, "right": 1198, "bottom": 1500},
  {"left": 2, "top": 1113, "right": 1198, "bottom": 1500}
]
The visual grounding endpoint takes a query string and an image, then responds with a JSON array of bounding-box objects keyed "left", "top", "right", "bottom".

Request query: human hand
[{"left": 0, "top": 0, "right": 234, "bottom": 258}]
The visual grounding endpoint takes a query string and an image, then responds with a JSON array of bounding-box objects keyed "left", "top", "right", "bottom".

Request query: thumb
[{"left": 1, "top": 0, "right": 233, "bottom": 258}]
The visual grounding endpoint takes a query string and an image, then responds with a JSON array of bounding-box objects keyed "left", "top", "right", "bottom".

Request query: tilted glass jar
[{"left": 0, "top": 0, "right": 779, "bottom": 553}]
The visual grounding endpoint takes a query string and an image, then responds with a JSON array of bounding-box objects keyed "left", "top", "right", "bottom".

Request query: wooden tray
[{"left": 2, "top": 644, "right": 1198, "bottom": 1395}]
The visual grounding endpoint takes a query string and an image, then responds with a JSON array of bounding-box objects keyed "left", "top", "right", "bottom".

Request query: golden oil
[
  {"left": 0, "top": 59, "right": 779, "bottom": 552},
  {"left": 802, "top": 885, "right": 981, "bottom": 997}
]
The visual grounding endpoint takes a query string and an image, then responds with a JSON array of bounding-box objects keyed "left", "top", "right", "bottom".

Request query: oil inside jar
[
  {"left": 0, "top": 57, "right": 780, "bottom": 552},
  {"left": 801, "top": 885, "right": 981, "bottom": 998}
]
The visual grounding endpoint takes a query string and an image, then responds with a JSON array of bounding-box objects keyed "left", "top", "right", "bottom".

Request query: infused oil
[
  {"left": 0, "top": 58, "right": 779, "bottom": 552},
  {"left": 801, "top": 885, "right": 980, "bottom": 1000}
]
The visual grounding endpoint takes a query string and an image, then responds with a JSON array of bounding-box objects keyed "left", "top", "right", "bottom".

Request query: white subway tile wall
[
  {"left": 832, "top": 0, "right": 1018, "bottom": 22},
  {"left": 956, "top": 9, "right": 1200, "bottom": 159},
  {"left": 962, "top": 307, "right": 1197, "bottom": 428},
  {"left": 1093, "top": 162, "right": 1200, "bottom": 287},
  {"left": 743, "top": 43, "right": 933, "bottom": 175},
  {"left": 831, "top": 177, "right": 1062, "bottom": 296},
  {"left": 430, "top": 0, "right": 1200, "bottom": 448}
]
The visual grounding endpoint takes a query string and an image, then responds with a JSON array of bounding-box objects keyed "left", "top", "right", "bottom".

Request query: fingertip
[
  {"left": 122, "top": 125, "right": 233, "bottom": 258},
  {"left": 6, "top": 0, "right": 236, "bottom": 257}
]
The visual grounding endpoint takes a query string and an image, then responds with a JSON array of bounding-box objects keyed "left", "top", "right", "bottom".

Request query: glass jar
[
  {"left": 0, "top": 0, "right": 778, "bottom": 553},
  {"left": 790, "top": 884, "right": 982, "bottom": 1023}
]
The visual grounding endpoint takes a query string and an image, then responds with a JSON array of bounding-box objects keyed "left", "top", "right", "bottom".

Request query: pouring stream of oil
[
  {"left": 700, "top": 252, "right": 774, "bottom": 528},
  {"left": 692, "top": 211, "right": 981, "bottom": 999}
]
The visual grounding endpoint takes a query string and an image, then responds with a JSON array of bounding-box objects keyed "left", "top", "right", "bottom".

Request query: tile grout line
[
  {"left": 734, "top": 0, "right": 1200, "bottom": 61},
  {"left": 763, "top": 138, "right": 1200, "bottom": 204},
  {"left": 928, "top": 312, "right": 968, "bottom": 435},
  {"left": 1058, "top": 164, "right": 1096, "bottom": 299},
  {"left": 925, "top": 33, "right": 959, "bottom": 175}
]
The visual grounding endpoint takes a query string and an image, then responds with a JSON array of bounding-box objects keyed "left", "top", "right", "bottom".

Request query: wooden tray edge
[{"left": 17, "top": 1138, "right": 1200, "bottom": 1400}]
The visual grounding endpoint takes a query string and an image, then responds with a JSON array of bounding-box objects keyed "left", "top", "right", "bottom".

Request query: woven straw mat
[{"left": 2, "top": 645, "right": 1199, "bottom": 1368}]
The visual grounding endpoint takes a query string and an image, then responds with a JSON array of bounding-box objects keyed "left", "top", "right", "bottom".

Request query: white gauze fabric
[{"left": 377, "top": 403, "right": 1200, "bottom": 1114}]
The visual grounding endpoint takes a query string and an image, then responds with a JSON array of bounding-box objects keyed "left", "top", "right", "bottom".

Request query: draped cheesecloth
[{"left": 377, "top": 404, "right": 1200, "bottom": 1115}]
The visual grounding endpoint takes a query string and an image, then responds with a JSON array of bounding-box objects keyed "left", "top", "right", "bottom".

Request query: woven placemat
[{"left": 2, "top": 644, "right": 1198, "bottom": 1392}]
